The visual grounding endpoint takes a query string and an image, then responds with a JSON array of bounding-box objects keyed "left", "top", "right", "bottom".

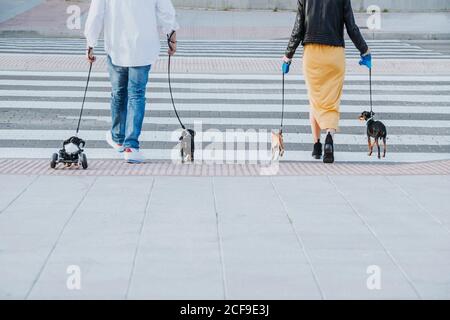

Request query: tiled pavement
[
  {"left": 0, "top": 174, "right": 449, "bottom": 299},
  {"left": 1, "top": 3, "right": 450, "bottom": 40}
]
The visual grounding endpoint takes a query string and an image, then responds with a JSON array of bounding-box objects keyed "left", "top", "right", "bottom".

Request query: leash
[
  {"left": 167, "top": 32, "right": 186, "bottom": 130},
  {"left": 369, "top": 67, "right": 374, "bottom": 116},
  {"left": 280, "top": 72, "right": 285, "bottom": 133},
  {"left": 76, "top": 62, "right": 93, "bottom": 135}
]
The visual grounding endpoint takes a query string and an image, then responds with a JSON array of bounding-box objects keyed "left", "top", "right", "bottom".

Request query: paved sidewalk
[
  {"left": 0, "top": 0, "right": 89, "bottom": 37},
  {"left": 0, "top": 1, "right": 449, "bottom": 40},
  {"left": 1, "top": 174, "right": 449, "bottom": 299}
]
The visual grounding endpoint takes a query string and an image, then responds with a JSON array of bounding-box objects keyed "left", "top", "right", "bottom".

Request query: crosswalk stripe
[
  {"left": 0, "top": 69, "right": 449, "bottom": 162},
  {"left": 1, "top": 130, "right": 449, "bottom": 146},
  {"left": 54, "top": 116, "right": 450, "bottom": 128},
  {"left": 1, "top": 80, "right": 450, "bottom": 92},
  {"left": 1, "top": 38, "right": 449, "bottom": 59},
  {"left": 2, "top": 101, "right": 450, "bottom": 114},
  {"left": 2, "top": 89, "right": 449, "bottom": 103},
  {"left": 1, "top": 71, "right": 450, "bottom": 81}
]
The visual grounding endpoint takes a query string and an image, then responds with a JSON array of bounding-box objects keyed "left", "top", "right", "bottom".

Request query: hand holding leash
[
  {"left": 86, "top": 47, "right": 96, "bottom": 64},
  {"left": 282, "top": 56, "right": 292, "bottom": 74},
  {"left": 167, "top": 31, "right": 177, "bottom": 56},
  {"left": 359, "top": 49, "right": 372, "bottom": 69}
]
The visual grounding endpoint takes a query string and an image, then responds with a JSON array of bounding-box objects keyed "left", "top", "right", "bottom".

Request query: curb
[{"left": 362, "top": 31, "right": 450, "bottom": 41}]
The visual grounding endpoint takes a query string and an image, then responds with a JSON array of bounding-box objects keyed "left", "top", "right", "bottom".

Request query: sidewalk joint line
[
  {"left": 270, "top": 177, "right": 326, "bottom": 300},
  {"left": 211, "top": 177, "right": 228, "bottom": 300},
  {"left": 24, "top": 176, "right": 98, "bottom": 300},
  {"left": 327, "top": 175, "right": 423, "bottom": 300},
  {"left": 0, "top": 175, "right": 39, "bottom": 216},
  {"left": 125, "top": 178, "right": 156, "bottom": 299},
  {"left": 385, "top": 176, "right": 450, "bottom": 235}
]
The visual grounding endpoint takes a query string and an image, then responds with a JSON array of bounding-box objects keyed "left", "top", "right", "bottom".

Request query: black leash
[
  {"left": 369, "top": 68, "right": 373, "bottom": 116},
  {"left": 280, "top": 72, "right": 285, "bottom": 133},
  {"left": 167, "top": 33, "right": 186, "bottom": 130},
  {"left": 76, "top": 62, "right": 93, "bottom": 135}
]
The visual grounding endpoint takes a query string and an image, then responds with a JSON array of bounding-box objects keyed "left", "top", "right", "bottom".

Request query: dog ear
[{"left": 371, "top": 111, "right": 375, "bottom": 116}]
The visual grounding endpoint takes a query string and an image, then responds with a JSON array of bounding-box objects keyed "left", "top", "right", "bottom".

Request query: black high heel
[
  {"left": 312, "top": 140, "right": 322, "bottom": 160},
  {"left": 323, "top": 133, "right": 335, "bottom": 164}
]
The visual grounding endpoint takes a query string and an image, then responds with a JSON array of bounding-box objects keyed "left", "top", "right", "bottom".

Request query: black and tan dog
[{"left": 359, "top": 111, "right": 387, "bottom": 159}]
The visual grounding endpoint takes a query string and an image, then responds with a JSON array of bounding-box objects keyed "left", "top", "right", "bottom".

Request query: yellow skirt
[{"left": 303, "top": 44, "right": 346, "bottom": 130}]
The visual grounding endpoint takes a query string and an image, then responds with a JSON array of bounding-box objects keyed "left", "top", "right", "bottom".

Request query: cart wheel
[
  {"left": 50, "top": 153, "right": 58, "bottom": 169},
  {"left": 81, "top": 153, "right": 88, "bottom": 170}
]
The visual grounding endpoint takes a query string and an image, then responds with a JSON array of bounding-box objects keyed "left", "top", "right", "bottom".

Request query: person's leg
[
  {"left": 326, "top": 128, "right": 336, "bottom": 137},
  {"left": 123, "top": 64, "right": 152, "bottom": 149},
  {"left": 106, "top": 56, "right": 128, "bottom": 145}
]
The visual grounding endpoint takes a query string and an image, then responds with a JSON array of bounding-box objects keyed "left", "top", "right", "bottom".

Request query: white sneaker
[
  {"left": 106, "top": 131, "right": 125, "bottom": 153},
  {"left": 124, "top": 148, "right": 145, "bottom": 164}
]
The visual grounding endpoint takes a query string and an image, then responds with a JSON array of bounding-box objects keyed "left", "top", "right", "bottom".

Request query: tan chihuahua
[{"left": 271, "top": 130, "right": 285, "bottom": 161}]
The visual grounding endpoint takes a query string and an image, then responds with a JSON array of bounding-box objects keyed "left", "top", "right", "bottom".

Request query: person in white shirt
[{"left": 84, "top": 0, "right": 179, "bottom": 163}]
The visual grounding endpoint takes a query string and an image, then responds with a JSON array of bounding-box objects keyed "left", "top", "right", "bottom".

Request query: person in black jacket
[{"left": 282, "top": 0, "right": 372, "bottom": 163}]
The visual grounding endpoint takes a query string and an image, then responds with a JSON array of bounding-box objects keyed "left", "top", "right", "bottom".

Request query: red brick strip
[{"left": 0, "top": 159, "right": 449, "bottom": 176}]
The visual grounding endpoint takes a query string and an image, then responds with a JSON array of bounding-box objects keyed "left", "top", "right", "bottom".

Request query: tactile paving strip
[{"left": 0, "top": 159, "right": 449, "bottom": 176}]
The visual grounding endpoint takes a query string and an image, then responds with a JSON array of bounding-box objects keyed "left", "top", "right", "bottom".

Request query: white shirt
[{"left": 84, "top": 0, "right": 179, "bottom": 67}]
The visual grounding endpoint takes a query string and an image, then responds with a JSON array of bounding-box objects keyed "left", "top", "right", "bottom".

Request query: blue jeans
[{"left": 107, "top": 56, "right": 151, "bottom": 149}]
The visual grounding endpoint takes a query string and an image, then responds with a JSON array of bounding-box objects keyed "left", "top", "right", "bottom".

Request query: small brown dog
[{"left": 271, "top": 130, "right": 285, "bottom": 161}]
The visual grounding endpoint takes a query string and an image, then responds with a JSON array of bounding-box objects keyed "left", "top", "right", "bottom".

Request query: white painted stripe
[
  {"left": 0, "top": 39, "right": 411, "bottom": 44},
  {"left": 1, "top": 48, "right": 444, "bottom": 54},
  {"left": 0, "top": 39, "right": 406, "bottom": 43},
  {"left": 59, "top": 115, "right": 450, "bottom": 128},
  {"left": 1, "top": 48, "right": 420, "bottom": 53},
  {"left": 1, "top": 148, "right": 449, "bottom": 163},
  {"left": 0, "top": 48, "right": 427, "bottom": 53},
  {"left": 1, "top": 71, "right": 450, "bottom": 82},
  {"left": 1, "top": 50, "right": 447, "bottom": 58},
  {"left": 0, "top": 42, "right": 426, "bottom": 48},
  {"left": 0, "top": 46, "right": 437, "bottom": 53},
  {"left": 1, "top": 101, "right": 450, "bottom": 114},
  {"left": 1, "top": 79, "right": 450, "bottom": 92},
  {"left": 1, "top": 130, "right": 448, "bottom": 146},
  {"left": 3, "top": 89, "right": 449, "bottom": 103}
]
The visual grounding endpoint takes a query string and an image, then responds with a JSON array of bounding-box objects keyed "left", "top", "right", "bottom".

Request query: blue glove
[
  {"left": 282, "top": 61, "right": 291, "bottom": 74},
  {"left": 359, "top": 53, "right": 372, "bottom": 69}
]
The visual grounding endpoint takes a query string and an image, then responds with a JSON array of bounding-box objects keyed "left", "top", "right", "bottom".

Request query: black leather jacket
[{"left": 285, "top": 0, "right": 368, "bottom": 59}]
